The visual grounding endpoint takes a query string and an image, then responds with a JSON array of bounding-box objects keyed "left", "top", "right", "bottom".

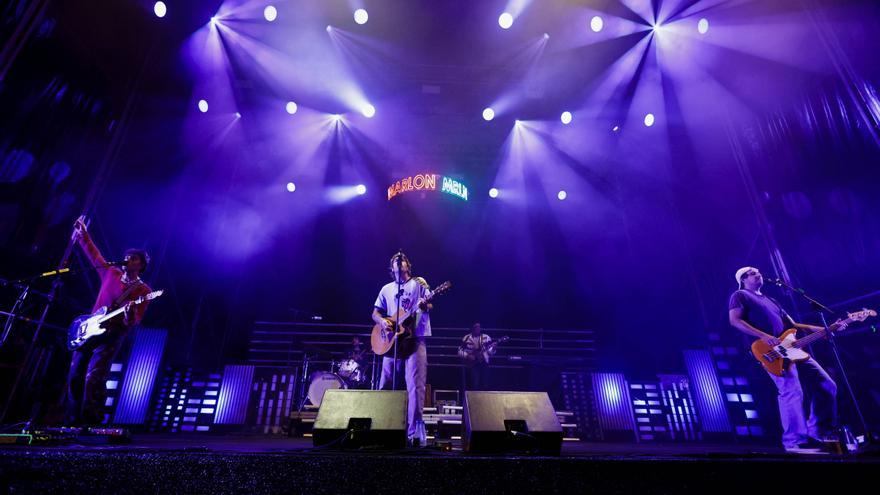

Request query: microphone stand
[
  {"left": 769, "top": 278, "right": 872, "bottom": 449},
  {"left": 392, "top": 254, "right": 403, "bottom": 392},
  {"left": 0, "top": 224, "right": 86, "bottom": 423}
]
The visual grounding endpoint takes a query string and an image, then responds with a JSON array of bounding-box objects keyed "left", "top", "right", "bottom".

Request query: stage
[{"left": 2, "top": 435, "right": 878, "bottom": 493}]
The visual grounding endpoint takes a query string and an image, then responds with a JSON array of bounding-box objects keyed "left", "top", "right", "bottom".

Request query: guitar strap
[{"left": 111, "top": 279, "right": 144, "bottom": 309}]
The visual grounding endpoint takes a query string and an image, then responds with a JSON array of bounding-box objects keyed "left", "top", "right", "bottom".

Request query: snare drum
[{"left": 307, "top": 372, "right": 347, "bottom": 406}]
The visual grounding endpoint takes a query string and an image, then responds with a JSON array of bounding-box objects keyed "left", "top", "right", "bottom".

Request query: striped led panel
[
  {"left": 591, "top": 372, "right": 636, "bottom": 436},
  {"left": 113, "top": 328, "right": 167, "bottom": 424},
  {"left": 214, "top": 365, "right": 255, "bottom": 424},
  {"left": 683, "top": 349, "right": 732, "bottom": 433}
]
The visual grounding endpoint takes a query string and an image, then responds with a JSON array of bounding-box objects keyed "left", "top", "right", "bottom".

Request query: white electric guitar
[{"left": 67, "top": 290, "right": 163, "bottom": 350}]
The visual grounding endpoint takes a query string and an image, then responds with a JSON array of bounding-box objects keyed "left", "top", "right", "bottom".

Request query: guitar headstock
[
  {"left": 847, "top": 307, "right": 877, "bottom": 323},
  {"left": 136, "top": 289, "right": 165, "bottom": 304},
  {"left": 430, "top": 281, "right": 452, "bottom": 297}
]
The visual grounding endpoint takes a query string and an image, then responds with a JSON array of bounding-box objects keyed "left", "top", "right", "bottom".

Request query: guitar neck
[
  {"left": 98, "top": 306, "right": 128, "bottom": 324},
  {"left": 793, "top": 317, "right": 853, "bottom": 348}
]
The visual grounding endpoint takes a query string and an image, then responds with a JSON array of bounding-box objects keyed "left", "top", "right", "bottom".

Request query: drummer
[{"left": 349, "top": 335, "right": 367, "bottom": 364}]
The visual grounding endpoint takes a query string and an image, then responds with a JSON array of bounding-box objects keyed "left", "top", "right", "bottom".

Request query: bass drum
[{"left": 307, "top": 372, "right": 347, "bottom": 406}]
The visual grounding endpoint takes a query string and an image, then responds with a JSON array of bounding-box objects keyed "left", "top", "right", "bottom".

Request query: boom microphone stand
[{"left": 768, "top": 278, "right": 873, "bottom": 449}]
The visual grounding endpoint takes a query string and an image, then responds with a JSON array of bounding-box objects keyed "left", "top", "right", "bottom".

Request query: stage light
[
  {"left": 498, "top": 12, "right": 513, "bottom": 29},
  {"left": 560, "top": 111, "right": 572, "bottom": 125},
  {"left": 286, "top": 182, "right": 296, "bottom": 193},
  {"left": 198, "top": 99, "right": 209, "bottom": 113},
  {"left": 698, "top": 18, "right": 709, "bottom": 34},
  {"left": 482, "top": 107, "right": 495, "bottom": 121},
  {"left": 644, "top": 113, "right": 655, "bottom": 127},
  {"left": 612, "top": 125, "right": 620, "bottom": 132},
  {"left": 543, "top": 33, "right": 550, "bottom": 39},
  {"left": 652, "top": 23, "right": 665, "bottom": 33},
  {"left": 489, "top": 188, "right": 499, "bottom": 198},
  {"left": 590, "top": 15, "right": 603, "bottom": 32},
  {"left": 332, "top": 114, "right": 342, "bottom": 122},
  {"left": 356, "top": 184, "right": 367, "bottom": 195},
  {"left": 557, "top": 190, "right": 567, "bottom": 201},
  {"left": 286, "top": 101, "right": 298, "bottom": 115},
  {"left": 264, "top": 6, "right": 277, "bottom": 22},
  {"left": 354, "top": 8, "right": 368, "bottom": 25},
  {"left": 362, "top": 104, "right": 376, "bottom": 118},
  {"left": 210, "top": 16, "right": 218, "bottom": 26},
  {"left": 326, "top": 25, "right": 332, "bottom": 32},
  {"left": 235, "top": 112, "right": 242, "bottom": 119},
  {"left": 153, "top": 2, "right": 167, "bottom": 18}
]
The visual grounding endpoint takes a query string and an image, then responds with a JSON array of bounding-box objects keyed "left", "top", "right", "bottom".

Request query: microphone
[
  {"left": 764, "top": 277, "right": 784, "bottom": 285},
  {"left": 105, "top": 260, "right": 128, "bottom": 267}
]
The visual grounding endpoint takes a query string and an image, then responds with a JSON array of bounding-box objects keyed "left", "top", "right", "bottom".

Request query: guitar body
[
  {"left": 68, "top": 307, "right": 111, "bottom": 350},
  {"left": 371, "top": 310, "right": 418, "bottom": 358},
  {"left": 750, "top": 328, "right": 811, "bottom": 377},
  {"left": 67, "top": 289, "right": 164, "bottom": 350},
  {"left": 370, "top": 281, "right": 452, "bottom": 359}
]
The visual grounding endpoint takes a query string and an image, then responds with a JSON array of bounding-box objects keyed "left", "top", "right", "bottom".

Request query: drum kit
[{"left": 301, "top": 347, "right": 376, "bottom": 408}]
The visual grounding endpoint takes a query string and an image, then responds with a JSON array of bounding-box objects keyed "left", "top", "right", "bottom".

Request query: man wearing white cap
[{"left": 728, "top": 267, "right": 845, "bottom": 454}]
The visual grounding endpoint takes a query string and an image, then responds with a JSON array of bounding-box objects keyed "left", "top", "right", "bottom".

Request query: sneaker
[{"left": 785, "top": 444, "right": 829, "bottom": 455}]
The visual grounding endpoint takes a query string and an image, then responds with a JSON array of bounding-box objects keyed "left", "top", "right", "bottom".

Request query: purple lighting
[
  {"left": 264, "top": 5, "right": 278, "bottom": 22},
  {"left": 482, "top": 108, "right": 495, "bottom": 121},
  {"left": 285, "top": 101, "right": 298, "bottom": 115},
  {"left": 560, "top": 111, "right": 572, "bottom": 125},
  {"left": 489, "top": 188, "right": 499, "bottom": 198},
  {"left": 153, "top": 2, "right": 167, "bottom": 19},
  {"left": 362, "top": 104, "right": 376, "bottom": 118},
  {"left": 698, "top": 18, "right": 709, "bottom": 34},
  {"left": 356, "top": 184, "right": 367, "bottom": 195},
  {"left": 286, "top": 182, "right": 296, "bottom": 192},
  {"left": 354, "top": 9, "right": 369, "bottom": 25},
  {"left": 644, "top": 113, "right": 655, "bottom": 127},
  {"left": 557, "top": 190, "right": 567, "bottom": 201},
  {"left": 498, "top": 13, "right": 513, "bottom": 29},
  {"left": 198, "top": 100, "right": 208, "bottom": 113},
  {"left": 590, "top": 16, "right": 603, "bottom": 33}
]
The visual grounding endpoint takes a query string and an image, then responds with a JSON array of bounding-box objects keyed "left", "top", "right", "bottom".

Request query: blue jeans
[
  {"left": 768, "top": 357, "right": 837, "bottom": 448},
  {"left": 378, "top": 339, "right": 427, "bottom": 444}
]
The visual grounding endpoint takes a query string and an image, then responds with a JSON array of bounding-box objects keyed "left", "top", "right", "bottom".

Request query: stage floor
[
  {"left": 1, "top": 433, "right": 871, "bottom": 459},
  {"left": 3, "top": 434, "right": 879, "bottom": 493}
]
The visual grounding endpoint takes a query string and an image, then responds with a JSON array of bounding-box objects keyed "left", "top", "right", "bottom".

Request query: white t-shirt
[
  {"left": 458, "top": 333, "right": 495, "bottom": 363},
  {"left": 374, "top": 277, "right": 432, "bottom": 337}
]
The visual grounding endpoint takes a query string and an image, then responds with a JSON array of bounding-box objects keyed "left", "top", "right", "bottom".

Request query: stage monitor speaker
[
  {"left": 312, "top": 390, "right": 407, "bottom": 449},
  {"left": 464, "top": 391, "right": 563, "bottom": 455}
]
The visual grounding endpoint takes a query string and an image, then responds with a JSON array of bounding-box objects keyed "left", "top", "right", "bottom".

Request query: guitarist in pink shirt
[{"left": 65, "top": 217, "right": 152, "bottom": 426}]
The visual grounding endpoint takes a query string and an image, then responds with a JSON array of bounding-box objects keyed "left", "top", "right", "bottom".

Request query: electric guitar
[
  {"left": 751, "top": 308, "right": 876, "bottom": 376},
  {"left": 459, "top": 336, "right": 510, "bottom": 366},
  {"left": 371, "top": 281, "right": 451, "bottom": 358},
  {"left": 68, "top": 290, "right": 164, "bottom": 350}
]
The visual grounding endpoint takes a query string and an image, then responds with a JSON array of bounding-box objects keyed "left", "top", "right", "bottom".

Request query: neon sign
[{"left": 387, "top": 174, "right": 468, "bottom": 201}]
